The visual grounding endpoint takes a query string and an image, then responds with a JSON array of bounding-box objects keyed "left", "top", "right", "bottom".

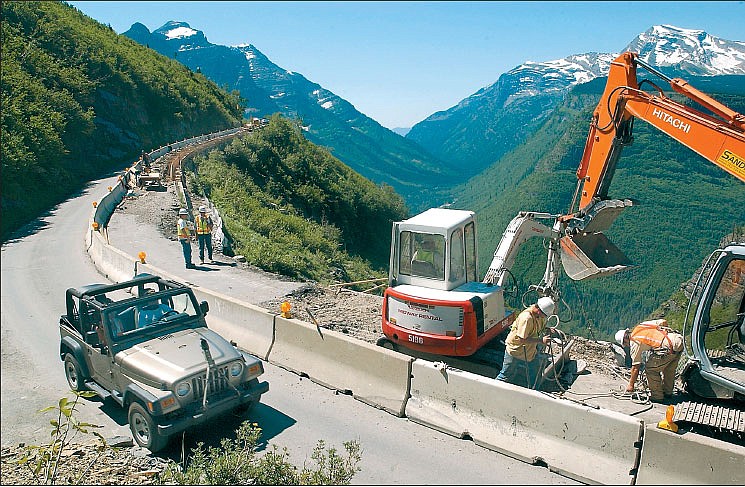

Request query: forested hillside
[
  {"left": 123, "top": 21, "right": 455, "bottom": 212},
  {"left": 453, "top": 76, "right": 745, "bottom": 339},
  {"left": 189, "top": 116, "right": 408, "bottom": 282},
  {"left": 1, "top": 1, "right": 242, "bottom": 239}
]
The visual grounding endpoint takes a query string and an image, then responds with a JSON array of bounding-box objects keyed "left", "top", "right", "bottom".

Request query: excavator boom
[
  {"left": 560, "top": 52, "right": 745, "bottom": 281},
  {"left": 574, "top": 52, "right": 745, "bottom": 214}
]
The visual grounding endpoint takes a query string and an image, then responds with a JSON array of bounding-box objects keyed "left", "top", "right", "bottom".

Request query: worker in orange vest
[{"left": 616, "top": 319, "right": 684, "bottom": 403}]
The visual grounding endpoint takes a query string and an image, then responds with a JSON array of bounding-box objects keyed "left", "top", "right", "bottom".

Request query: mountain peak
[
  {"left": 152, "top": 21, "right": 210, "bottom": 46},
  {"left": 625, "top": 24, "right": 745, "bottom": 75}
]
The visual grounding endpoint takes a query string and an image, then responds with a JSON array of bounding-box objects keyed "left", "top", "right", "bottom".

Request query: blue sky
[{"left": 69, "top": 1, "right": 744, "bottom": 129}]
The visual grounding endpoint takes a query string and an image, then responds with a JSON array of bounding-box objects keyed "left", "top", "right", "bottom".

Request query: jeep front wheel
[
  {"left": 128, "top": 402, "right": 168, "bottom": 452},
  {"left": 63, "top": 354, "right": 87, "bottom": 392}
]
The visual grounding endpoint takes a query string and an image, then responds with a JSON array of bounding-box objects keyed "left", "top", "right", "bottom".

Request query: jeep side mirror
[{"left": 200, "top": 301, "right": 209, "bottom": 315}]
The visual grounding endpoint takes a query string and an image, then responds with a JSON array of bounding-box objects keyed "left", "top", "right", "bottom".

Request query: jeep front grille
[{"left": 192, "top": 366, "right": 229, "bottom": 398}]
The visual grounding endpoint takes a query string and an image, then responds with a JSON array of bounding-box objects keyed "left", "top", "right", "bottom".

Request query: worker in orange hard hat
[
  {"left": 616, "top": 319, "right": 684, "bottom": 403},
  {"left": 497, "top": 296, "right": 556, "bottom": 390}
]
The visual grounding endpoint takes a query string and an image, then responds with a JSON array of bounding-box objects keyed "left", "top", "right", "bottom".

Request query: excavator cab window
[
  {"left": 464, "top": 221, "right": 477, "bottom": 282},
  {"left": 450, "top": 228, "right": 465, "bottom": 282},
  {"left": 703, "top": 258, "right": 745, "bottom": 353},
  {"left": 400, "top": 231, "right": 445, "bottom": 280}
]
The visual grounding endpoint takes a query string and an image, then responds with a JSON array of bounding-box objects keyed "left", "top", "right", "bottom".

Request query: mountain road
[{"left": 0, "top": 173, "right": 577, "bottom": 484}]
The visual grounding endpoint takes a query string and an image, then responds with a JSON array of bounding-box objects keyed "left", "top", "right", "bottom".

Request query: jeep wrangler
[{"left": 59, "top": 273, "right": 268, "bottom": 452}]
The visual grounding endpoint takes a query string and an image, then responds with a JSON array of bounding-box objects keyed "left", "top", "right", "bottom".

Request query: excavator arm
[
  {"left": 559, "top": 52, "right": 745, "bottom": 281},
  {"left": 573, "top": 52, "right": 745, "bottom": 214},
  {"left": 483, "top": 212, "right": 563, "bottom": 303}
]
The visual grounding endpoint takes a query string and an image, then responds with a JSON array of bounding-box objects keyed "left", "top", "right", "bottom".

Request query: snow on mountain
[
  {"left": 407, "top": 24, "right": 745, "bottom": 174},
  {"left": 626, "top": 25, "right": 745, "bottom": 75},
  {"left": 474, "top": 25, "right": 744, "bottom": 105},
  {"left": 163, "top": 25, "right": 198, "bottom": 40}
]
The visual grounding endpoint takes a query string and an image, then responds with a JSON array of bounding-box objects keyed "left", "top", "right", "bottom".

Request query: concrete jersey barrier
[
  {"left": 191, "top": 287, "right": 276, "bottom": 361},
  {"left": 271, "top": 315, "right": 412, "bottom": 417},
  {"left": 636, "top": 425, "right": 745, "bottom": 485},
  {"left": 406, "top": 360, "right": 643, "bottom": 485}
]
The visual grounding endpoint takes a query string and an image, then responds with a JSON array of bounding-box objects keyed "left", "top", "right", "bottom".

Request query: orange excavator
[
  {"left": 559, "top": 51, "right": 745, "bottom": 281},
  {"left": 380, "top": 52, "right": 745, "bottom": 373}
]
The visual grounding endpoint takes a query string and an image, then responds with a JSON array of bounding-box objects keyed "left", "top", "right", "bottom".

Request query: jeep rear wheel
[
  {"left": 128, "top": 402, "right": 168, "bottom": 452},
  {"left": 63, "top": 354, "right": 87, "bottom": 392}
]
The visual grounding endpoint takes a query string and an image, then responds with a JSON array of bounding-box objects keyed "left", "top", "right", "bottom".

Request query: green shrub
[
  {"left": 159, "top": 421, "right": 362, "bottom": 485},
  {"left": 17, "top": 391, "right": 106, "bottom": 485},
  {"left": 189, "top": 115, "right": 407, "bottom": 284}
]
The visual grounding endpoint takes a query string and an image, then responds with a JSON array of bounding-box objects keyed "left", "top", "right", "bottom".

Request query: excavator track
[{"left": 672, "top": 401, "right": 745, "bottom": 434}]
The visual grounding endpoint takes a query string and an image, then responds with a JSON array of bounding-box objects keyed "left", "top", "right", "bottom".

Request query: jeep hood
[{"left": 116, "top": 328, "right": 241, "bottom": 385}]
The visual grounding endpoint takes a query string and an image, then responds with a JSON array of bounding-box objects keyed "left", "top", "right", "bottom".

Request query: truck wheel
[
  {"left": 63, "top": 354, "right": 87, "bottom": 392},
  {"left": 128, "top": 402, "right": 168, "bottom": 452}
]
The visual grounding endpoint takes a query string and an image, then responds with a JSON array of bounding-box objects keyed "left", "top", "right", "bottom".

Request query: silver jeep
[{"left": 59, "top": 273, "right": 268, "bottom": 451}]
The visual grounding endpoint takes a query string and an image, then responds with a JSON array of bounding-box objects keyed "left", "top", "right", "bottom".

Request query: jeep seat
[{"left": 114, "top": 307, "right": 137, "bottom": 335}]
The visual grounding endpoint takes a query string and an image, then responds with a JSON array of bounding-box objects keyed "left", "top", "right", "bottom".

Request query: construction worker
[
  {"left": 140, "top": 150, "right": 151, "bottom": 170},
  {"left": 497, "top": 296, "right": 556, "bottom": 389},
  {"left": 177, "top": 208, "right": 195, "bottom": 269},
  {"left": 195, "top": 205, "right": 214, "bottom": 264},
  {"left": 615, "top": 319, "right": 684, "bottom": 403}
]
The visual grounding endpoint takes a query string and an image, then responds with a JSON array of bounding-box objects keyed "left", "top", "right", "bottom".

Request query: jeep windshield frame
[{"left": 102, "top": 287, "right": 204, "bottom": 351}]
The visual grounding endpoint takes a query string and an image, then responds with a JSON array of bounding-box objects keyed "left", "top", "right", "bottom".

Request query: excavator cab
[
  {"left": 682, "top": 244, "right": 745, "bottom": 401},
  {"left": 388, "top": 208, "right": 478, "bottom": 291},
  {"left": 383, "top": 208, "right": 514, "bottom": 357}
]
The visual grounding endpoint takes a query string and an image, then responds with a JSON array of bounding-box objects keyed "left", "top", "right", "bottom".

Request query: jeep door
[{"left": 81, "top": 302, "right": 115, "bottom": 390}]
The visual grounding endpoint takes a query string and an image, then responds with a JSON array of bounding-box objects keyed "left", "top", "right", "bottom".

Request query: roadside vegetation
[{"left": 8, "top": 392, "right": 361, "bottom": 485}]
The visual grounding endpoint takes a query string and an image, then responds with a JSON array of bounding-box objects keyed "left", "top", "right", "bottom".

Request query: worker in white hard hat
[
  {"left": 616, "top": 319, "right": 684, "bottom": 403},
  {"left": 195, "top": 205, "right": 214, "bottom": 264},
  {"left": 177, "top": 208, "right": 195, "bottom": 269},
  {"left": 497, "top": 296, "right": 556, "bottom": 389}
]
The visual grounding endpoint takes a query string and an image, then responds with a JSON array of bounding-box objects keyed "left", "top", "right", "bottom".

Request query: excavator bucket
[
  {"left": 560, "top": 232, "right": 633, "bottom": 280},
  {"left": 559, "top": 198, "right": 635, "bottom": 280}
]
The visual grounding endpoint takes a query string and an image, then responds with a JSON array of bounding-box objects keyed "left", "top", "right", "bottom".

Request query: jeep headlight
[
  {"left": 230, "top": 362, "right": 243, "bottom": 377},
  {"left": 176, "top": 381, "right": 191, "bottom": 397}
]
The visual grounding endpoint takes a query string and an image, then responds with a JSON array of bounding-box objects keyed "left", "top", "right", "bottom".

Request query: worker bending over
[
  {"left": 616, "top": 319, "right": 684, "bottom": 403},
  {"left": 497, "top": 297, "right": 556, "bottom": 389}
]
